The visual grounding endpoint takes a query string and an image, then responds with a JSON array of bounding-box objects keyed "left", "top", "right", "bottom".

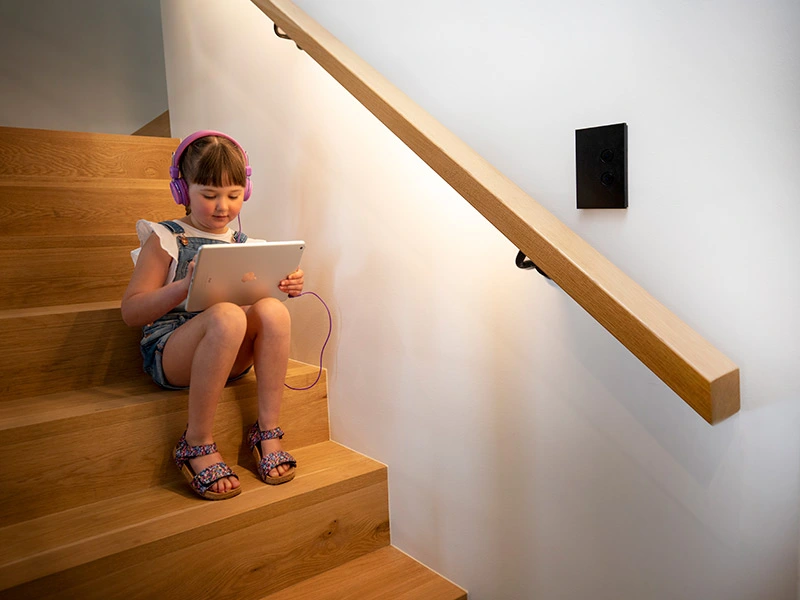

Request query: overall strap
[
  {"left": 159, "top": 220, "right": 186, "bottom": 234},
  {"left": 161, "top": 220, "right": 244, "bottom": 243}
]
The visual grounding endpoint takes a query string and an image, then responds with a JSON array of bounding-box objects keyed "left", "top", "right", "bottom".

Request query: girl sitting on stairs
[{"left": 121, "top": 130, "right": 303, "bottom": 500}]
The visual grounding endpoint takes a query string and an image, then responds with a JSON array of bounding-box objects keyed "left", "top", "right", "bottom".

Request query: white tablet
[{"left": 185, "top": 241, "right": 305, "bottom": 312}]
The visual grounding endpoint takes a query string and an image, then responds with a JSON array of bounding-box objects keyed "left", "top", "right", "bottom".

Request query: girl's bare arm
[{"left": 121, "top": 235, "right": 193, "bottom": 327}]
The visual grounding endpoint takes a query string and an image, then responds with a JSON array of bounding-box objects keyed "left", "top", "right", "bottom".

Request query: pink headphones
[{"left": 169, "top": 130, "right": 253, "bottom": 207}]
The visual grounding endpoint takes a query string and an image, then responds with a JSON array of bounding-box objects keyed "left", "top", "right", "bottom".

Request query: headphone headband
[{"left": 169, "top": 130, "right": 252, "bottom": 206}]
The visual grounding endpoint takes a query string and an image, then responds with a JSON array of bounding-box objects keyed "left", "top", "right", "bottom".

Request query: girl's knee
[
  {"left": 204, "top": 302, "right": 248, "bottom": 338},
  {"left": 248, "top": 298, "right": 291, "bottom": 332}
]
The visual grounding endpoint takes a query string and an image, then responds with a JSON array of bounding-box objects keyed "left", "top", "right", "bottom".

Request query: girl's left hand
[{"left": 280, "top": 269, "right": 304, "bottom": 297}]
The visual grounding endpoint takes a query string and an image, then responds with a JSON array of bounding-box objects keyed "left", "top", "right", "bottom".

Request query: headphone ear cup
[
  {"left": 170, "top": 178, "right": 189, "bottom": 206},
  {"left": 243, "top": 178, "right": 252, "bottom": 202}
]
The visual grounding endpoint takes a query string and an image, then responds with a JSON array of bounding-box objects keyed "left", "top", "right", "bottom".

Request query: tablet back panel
[{"left": 185, "top": 241, "right": 305, "bottom": 312}]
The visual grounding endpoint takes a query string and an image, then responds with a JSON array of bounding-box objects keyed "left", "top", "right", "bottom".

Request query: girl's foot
[
  {"left": 260, "top": 437, "right": 292, "bottom": 478},
  {"left": 247, "top": 422, "right": 297, "bottom": 484},
  {"left": 174, "top": 433, "right": 241, "bottom": 500},
  {"left": 186, "top": 446, "right": 241, "bottom": 494}
]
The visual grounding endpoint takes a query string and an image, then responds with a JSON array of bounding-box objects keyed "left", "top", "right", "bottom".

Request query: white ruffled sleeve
[{"left": 130, "top": 220, "right": 179, "bottom": 284}]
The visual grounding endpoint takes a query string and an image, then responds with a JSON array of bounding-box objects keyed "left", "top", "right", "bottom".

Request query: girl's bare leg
[
  {"left": 231, "top": 298, "right": 292, "bottom": 478},
  {"left": 162, "top": 302, "right": 247, "bottom": 493}
]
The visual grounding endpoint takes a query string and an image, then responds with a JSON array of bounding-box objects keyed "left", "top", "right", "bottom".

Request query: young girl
[{"left": 121, "top": 131, "right": 303, "bottom": 500}]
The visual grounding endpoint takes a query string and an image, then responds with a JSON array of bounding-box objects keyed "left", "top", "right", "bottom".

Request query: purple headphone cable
[{"left": 284, "top": 291, "right": 332, "bottom": 391}]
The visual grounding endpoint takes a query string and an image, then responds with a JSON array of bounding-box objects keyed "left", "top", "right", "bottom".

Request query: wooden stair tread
[
  {"left": 0, "top": 300, "right": 121, "bottom": 320},
  {"left": 0, "top": 441, "right": 385, "bottom": 591},
  {"left": 0, "top": 360, "right": 329, "bottom": 527},
  {"left": 0, "top": 126, "right": 178, "bottom": 144},
  {"left": 0, "top": 378, "right": 158, "bottom": 433},
  {"left": 260, "top": 545, "right": 467, "bottom": 600},
  {"left": 0, "top": 359, "right": 319, "bottom": 438}
]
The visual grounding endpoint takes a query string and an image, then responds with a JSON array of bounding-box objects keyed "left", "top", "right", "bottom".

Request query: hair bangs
[
  {"left": 181, "top": 136, "right": 247, "bottom": 189},
  {"left": 192, "top": 144, "right": 246, "bottom": 188}
]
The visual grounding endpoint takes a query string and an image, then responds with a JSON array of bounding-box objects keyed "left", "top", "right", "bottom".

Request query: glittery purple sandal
[
  {"left": 247, "top": 422, "right": 297, "bottom": 485},
  {"left": 173, "top": 432, "right": 241, "bottom": 500}
]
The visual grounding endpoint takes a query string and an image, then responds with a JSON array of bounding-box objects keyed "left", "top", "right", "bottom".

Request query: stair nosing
[
  {"left": 0, "top": 177, "right": 172, "bottom": 189},
  {"left": 0, "top": 233, "right": 139, "bottom": 251},
  {"left": 0, "top": 125, "right": 178, "bottom": 143},
  {"left": 0, "top": 301, "right": 123, "bottom": 320}
]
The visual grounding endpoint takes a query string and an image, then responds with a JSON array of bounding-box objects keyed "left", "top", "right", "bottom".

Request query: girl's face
[{"left": 186, "top": 182, "right": 245, "bottom": 234}]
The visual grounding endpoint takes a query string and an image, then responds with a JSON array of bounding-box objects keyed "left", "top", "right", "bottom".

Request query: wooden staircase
[{"left": 0, "top": 127, "right": 466, "bottom": 599}]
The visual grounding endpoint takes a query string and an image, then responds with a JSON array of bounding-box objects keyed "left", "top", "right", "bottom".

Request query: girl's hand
[
  {"left": 181, "top": 259, "right": 196, "bottom": 294},
  {"left": 280, "top": 269, "right": 304, "bottom": 297}
]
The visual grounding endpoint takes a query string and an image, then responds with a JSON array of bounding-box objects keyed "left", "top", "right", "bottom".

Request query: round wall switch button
[
  {"left": 600, "top": 148, "right": 615, "bottom": 163},
  {"left": 600, "top": 171, "right": 615, "bottom": 186}
]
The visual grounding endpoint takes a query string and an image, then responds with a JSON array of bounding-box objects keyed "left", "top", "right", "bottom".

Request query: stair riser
[
  {"left": 2, "top": 481, "right": 389, "bottom": 600},
  {"left": 0, "top": 308, "right": 142, "bottom": 398},
  {"left": 0, "top": 127, "right": 177, "bottom": 180},
  {"left": 0, "top": 372, "right": 329, "bottom": 526},
  {"left": 0, "top": 182, "right": 182, "bottom": 236},
  {"left": 0, "top": 244, "right": 134, "bottom": 310}
]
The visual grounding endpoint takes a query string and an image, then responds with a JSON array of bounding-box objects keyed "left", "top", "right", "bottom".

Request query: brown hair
[{"left": 178, "top": 136, "right": 247, "bottom": 213}]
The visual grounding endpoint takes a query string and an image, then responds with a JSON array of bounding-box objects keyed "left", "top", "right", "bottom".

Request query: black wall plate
[{"left": 576, "top": 123, "right": 628, "bottom": 209}]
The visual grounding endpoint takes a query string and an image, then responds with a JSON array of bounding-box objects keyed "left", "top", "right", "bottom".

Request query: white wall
[
  {"left": 0, "top": 0, "right": 167, "bottom": 134},
  {"left": 161, "top": 1, "right": 800, "bottom": 598}
]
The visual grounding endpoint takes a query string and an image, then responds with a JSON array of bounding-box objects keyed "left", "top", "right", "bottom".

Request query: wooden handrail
[{"left": 252, "top": 0, "right": 740, "bottom": 424}]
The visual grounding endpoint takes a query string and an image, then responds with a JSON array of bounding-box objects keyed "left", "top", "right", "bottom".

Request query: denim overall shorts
[{"left": 140, "top": 221, "right": 250, "bottom": 389}]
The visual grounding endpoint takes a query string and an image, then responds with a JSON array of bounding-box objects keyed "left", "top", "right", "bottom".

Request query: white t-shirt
[{"left": 130, "top": 219, "right": 265, "bottom": 285}]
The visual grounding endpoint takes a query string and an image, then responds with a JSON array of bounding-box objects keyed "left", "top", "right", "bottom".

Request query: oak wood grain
[
  {"left": 261, "top": 545, "right": 467, "bottom": 600},
  {"left": 0, "top": 302, "right": 327, "bottom": 401},
  {"left": 0, "top": 234, "right": 137, "bottom": 309},
  {"left": 0, "top": 363, "right": 329, "bottom": 526},
  {"left": 251, "top": 0, "right": 740, "bottom": 424},
  {"left": 131, "top": 110, "right": 171, "bottom": 138},
  {"left": 0, "top": 442, "right": 388, "bottom": 597},
  {"left": 0, "top": 178, "right": 182, "bottom": 236},
  {"left": 0, "top": 126, "right": 178, "bottom": 179},
  {"left": 0, "top": 127, "right": 466, "bottom": 599},
  {"left": 0, "top": 302, "right": 142, "bottom": 398},
  {"left": 0, "top": 359, "right": 318, "bottom": 441}
]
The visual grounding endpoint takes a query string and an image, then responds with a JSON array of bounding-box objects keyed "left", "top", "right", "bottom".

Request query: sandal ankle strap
[
  {"left": 247, "top": 422, "right": 285, "bottom": 449},
  {"left": 174, "top": 432, "right": 219, "bottom": 463}
]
